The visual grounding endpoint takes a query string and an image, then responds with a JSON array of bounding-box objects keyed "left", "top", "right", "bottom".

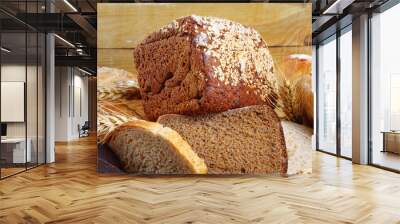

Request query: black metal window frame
[
  {"left": 0, "top": 0, "right": 48, "bottom": 180},
  {"left": 315, "top": 23, "right": 353, "bottom": 161},
  {"left": 315, "top": 0, "right": 400, "bottom": 173}
]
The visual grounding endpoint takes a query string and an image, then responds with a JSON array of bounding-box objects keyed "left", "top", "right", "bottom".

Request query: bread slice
[
  {"left": 105, "top": 120, "right": 207, "bottom": 174},
  {"left": 281, "top": 120, "right": 312, "bottom": 175},
  {"left": 157, "top": 105, "right": 288, "bottom": 174},
  {"left": 97, "top": 101, "right": 141, "bottom": 143}
]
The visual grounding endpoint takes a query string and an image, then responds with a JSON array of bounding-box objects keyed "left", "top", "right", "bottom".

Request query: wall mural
[{"left": 97, "top": 3, "right": 313, "bottom": 175}]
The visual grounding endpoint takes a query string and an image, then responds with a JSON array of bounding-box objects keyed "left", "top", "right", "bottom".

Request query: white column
[
  {"left": 45, "top": 0, "right": 56, "bottom": 163},
  {"left": 352, "top": 14, "right": 369, "bottom": 164},
  {"left": 46, "top": 33, "right": 55, "bottom": 163},
  {"left": 54, "top": 67, "right": 73, "bottom": 141}
]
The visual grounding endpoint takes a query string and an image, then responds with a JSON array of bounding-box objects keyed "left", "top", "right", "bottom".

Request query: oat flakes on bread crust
[{"left": 134, "top": 15, "right": 278, "bottom": 121}]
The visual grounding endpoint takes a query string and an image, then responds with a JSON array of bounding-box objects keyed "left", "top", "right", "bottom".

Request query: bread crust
[
  {"left": 134, "top": 15, "right": 278, "bottom": 121},
  {"left": 105, "top": 120, "right": 208, "bottom": 174}
]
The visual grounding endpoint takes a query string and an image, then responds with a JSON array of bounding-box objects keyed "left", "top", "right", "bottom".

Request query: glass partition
[
  {"left": 1, "top": 31, "right": 28, "bottom": 177},
  {"left": 317, "top": 36, "right": 337, "bottom": 154},
  {"left": 38, "top": 32, "right": 46, "bottom": 165},
  {"left": 0, "top": 2, "right": 46, "bottom": 179},
  {"left": 27, "top": 30, "right": 38, "bottom": 169},
  {"left": 370, "top": 3, "right": 400, "bottom": 171},
  {"left": 339, "top": 27, "right": 352, "bottom": 158}
]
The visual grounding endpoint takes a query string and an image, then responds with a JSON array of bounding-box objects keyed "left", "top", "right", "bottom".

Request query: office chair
[{"left": 79, "top": 121, "right": 90, "bottom": 138}]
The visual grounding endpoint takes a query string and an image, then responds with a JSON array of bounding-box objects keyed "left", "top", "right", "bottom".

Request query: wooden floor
[
  {"left": 373, "top": 150, "right": 400, "bottom": 171},
  {"left": 1, "top": 167, "right": 26, "bottom": 178},
  {"left": 1, "top": 136, "right": 400, "bottom": 223}
]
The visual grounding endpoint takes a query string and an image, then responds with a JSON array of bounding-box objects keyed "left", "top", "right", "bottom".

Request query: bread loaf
[
  {"left": 292, "top": 75, "right": 313, "bottom": 127},
  {"left": 281, "top": 54, "right": 312, "bottom": 81},
  {"left": 105, "top": 120, "right": 207, "bottom": 174},
  {"left": 277, "top": 74, "right": 313, "bottom": 127},
  {"left": 134, "top": 15, "right": 278, "bottom": 121},
  {"left": 157, "top": 105, "right": 287, "bottom": 174}
]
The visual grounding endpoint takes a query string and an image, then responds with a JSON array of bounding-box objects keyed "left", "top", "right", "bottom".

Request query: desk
[
  {"left": 381, "top": 131, "right": 400, "bottom": 154},
  {"left": 1, "top": 138, "right": 31, "bottom": 164}
]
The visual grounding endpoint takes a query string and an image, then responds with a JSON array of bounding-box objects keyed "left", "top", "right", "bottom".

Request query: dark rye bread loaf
[
  {"left": 157, "top": 105, "right": 288, "bottom": 174},
  {"left": 134, "top": 15, "right": 278, "bottom": 121}
]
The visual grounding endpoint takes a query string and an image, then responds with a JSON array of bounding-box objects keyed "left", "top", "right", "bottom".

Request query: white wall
[
  {"left": 54, "top": 67, "right": 89, "bottom": 141},
  {"left": 72, "top": 73, "right": 89, "bottom": 138},
  {"left": 1, "top": 65, "right": 30, "bottom": 138},
  {"left": 1, "top": 63, "right": 46, "bottom": 164},
  {"left": 55, "top": 66, "right": 70, "bottom": 141}
]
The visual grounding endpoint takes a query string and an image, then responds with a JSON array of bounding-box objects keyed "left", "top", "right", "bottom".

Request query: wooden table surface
[{"left": 97, "top": 3, "right": 312, "bottom": 80}]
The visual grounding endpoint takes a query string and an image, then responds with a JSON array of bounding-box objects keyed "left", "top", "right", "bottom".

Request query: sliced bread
[
  {"left": 281, "top": 120, "right": 312, "bottom": 175},
  {"left": 97, "top": 101, "right": 141, "bottom": 143},
  {"left": 105, "top": 120, "right": 207, "bottom": 174},
  {"left": 157, "top": 105, "right": 288, "bottom": 174}
]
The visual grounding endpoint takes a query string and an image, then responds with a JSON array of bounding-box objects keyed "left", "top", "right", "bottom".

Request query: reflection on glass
[
  {"left": 318, "top": 37, "right": 337, "bottom": 154},
  {"left": 340, "top": 29, "right": 352, "bottom": 158},
  {"left": 38, "top": 33, "right": 46, "bottom": 165},
  {"left": 1, "top": 31, "right": 27, "bottom": 177},
  {"left": 27, "top": 31, "right": 38, "bottom": 169},
  {"left": 371, "top": 3, "right": 400, "bottom": 171},
  {"left": 0, "top": 1, "right": 46, "bottom": 179}
]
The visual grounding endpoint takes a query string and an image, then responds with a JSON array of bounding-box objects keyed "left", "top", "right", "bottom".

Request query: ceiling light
[
  {"left": 63, "top": 0, "right": 78, "bottom": 12},
  {"left": 76, "top": 48, "right": 85, "bottom": 55},
  {"left": 1, "top": 47, "right": 11, "bottom": 53},
  {"left": 54, "top": 34, "right": 75, "bottom": 48},
  {"left": 78, "top": 68, "right": 92, "bottom": 76},
  {"left": 322, "top": 0, "right": 354, "bottom": 15},
  {"left": 323, "top": 0, "right": 342, "bottom": 14}
]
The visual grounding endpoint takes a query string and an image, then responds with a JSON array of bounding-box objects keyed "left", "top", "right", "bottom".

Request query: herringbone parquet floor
[{"left": 1, "top": 136, "right": 400, "bottom": 224}]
